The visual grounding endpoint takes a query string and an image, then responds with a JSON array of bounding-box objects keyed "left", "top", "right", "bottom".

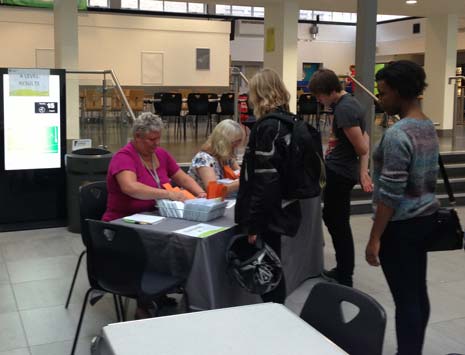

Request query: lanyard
[{"left": 139, "top": 153, "right": 161, "bottom": 189}]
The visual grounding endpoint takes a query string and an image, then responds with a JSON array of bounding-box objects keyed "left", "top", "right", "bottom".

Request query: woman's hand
[
  {"left": 365, "top": 236, "right": 381, "bottom": 266},
  {"left": 168, "top": 190, "right": 187, "bottom": 202},
  {"left": 248, "top": 234, "right": 257, "bottom": 244},
  {"left": 360, "top": 172, "right": 373, "bottom": 193},
  {"left": 197, "top": 192, "right": 207, "bottom": 198}
]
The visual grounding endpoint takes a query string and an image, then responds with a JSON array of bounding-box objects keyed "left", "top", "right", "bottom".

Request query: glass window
[
  {"left": 140, "top": 0, "right": 163, "bottom": 11},
  {"left": 188, "top": 2, "right": 205, "bottom": 13},
  {"left": 252, "top": 6, "right": 264, "bottom": 18},
  {"left": 332, "top": 12, "right": 356, "bottom": 23},
  {"left": 164, "top": 1, "right": 187, "bottom": 12},
  {"left": 215, "top": 4, "right": 231, "bottom": 15},
  {"left": 232, "top": 5, "right": 252, "bottom": 17},
  {"left": 299, "top": 10, "right": 313, "bottom": 20},
  {"left": 121, "top": 0, "right": 138, "bottom": 9},
  {"left": 377, "top": 14, "right": 406, "bottom": 22},
  {"left": 313, "top": 11, "right": 332, "bottom": 21},
  {"left": 88, "top": 0, "right": 108, "bottom": 7}
]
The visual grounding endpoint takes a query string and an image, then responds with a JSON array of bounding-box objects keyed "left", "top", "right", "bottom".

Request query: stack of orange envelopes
[
  {"left": 162, "top": 183, "right": 196, "bottom": 200},
  {"left": 224, "top": 166, "right": 240, "bottom": 180},
  {"left": 207, "top": 181, "right": 228, "bottom": 200}
]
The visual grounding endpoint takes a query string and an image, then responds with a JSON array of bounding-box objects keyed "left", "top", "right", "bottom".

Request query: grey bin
[{"left": 65, "top": 148, "right": 112, "bottom": 233}]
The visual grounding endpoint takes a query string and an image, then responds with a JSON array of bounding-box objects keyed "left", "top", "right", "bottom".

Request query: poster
[{"left": 3, "top": 69, "right": 62, "bottom": 170}]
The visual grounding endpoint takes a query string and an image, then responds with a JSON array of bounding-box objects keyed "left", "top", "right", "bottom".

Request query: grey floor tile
[
  {"left": 0, "top": 284, "right": 17, "bottom": 314},
  {"left": 7, "top": 255, "right": 78, "bottom": 284},
  {"left": 30, "top": 337, "right": 92, "bottom": 355},
  {"left": 0, "top": 349, "right": 30, "bottom": 355},
  {"left": 353, "top": 265, "right": 390, "bottom": 295},
  {"left": 13, "top": 275, "right": 90, "bottom": 311},
  {"left": 427, "top": 253, "right": 465, "bottom": 285},
  {"left": 428, "top": 283, "right": 465, "bottom": 323},
  {"left": 2, "top": 236, "right": 75, "bottom": 263},
  {"left": 423, "top": 325, "right": 465, "bottom": 355},
  {"left": 68, "top": 235, "right": 86, "bottom": 256},
  {"left": 0, "top": 312, "right": 28, "bottom": 352},
  {"left": 21, "top": 299, "right": 116, "bottom": 346},
  {"left": 429, "top": 317, "right": 465, "bottom": 347},
  {"left": 0, "top": 228, "right": 71, "bottom": 246}
]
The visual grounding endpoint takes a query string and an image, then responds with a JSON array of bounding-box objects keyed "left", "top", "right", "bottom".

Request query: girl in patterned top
[
  {"left": 188, "top": 119, "right": 244, "bottom": 195},
  {"left": 366, "top": 60, "right": 439, "bottom": 355}
]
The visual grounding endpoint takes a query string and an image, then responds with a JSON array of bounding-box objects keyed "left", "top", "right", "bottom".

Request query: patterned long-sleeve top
[{"left": 372, "top": 118, "right": 440, "bottom": 221}]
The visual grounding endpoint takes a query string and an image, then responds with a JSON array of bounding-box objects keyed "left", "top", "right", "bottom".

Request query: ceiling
[{"left": 220, "top": 0, "right": 465, "bottom": 17}]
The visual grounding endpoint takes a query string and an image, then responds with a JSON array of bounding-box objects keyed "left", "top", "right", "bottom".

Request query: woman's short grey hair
[{"left": 132, "top": 112, "right": 164, "bottom": 136}]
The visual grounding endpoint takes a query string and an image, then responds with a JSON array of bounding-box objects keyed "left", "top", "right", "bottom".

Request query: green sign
[{"left": 3, "top": 0, "right": 87, "bottom": 10}]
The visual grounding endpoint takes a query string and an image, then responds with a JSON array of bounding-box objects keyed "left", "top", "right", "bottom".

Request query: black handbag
[{"left": 425, "top": 155, "right": 464, "bottom": 252}]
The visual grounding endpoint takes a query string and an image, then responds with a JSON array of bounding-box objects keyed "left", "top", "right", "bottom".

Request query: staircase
[{"left": 351, "top": 151, "right": 465, "bottom": 214}]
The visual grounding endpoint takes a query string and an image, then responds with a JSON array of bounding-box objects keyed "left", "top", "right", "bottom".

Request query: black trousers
[
  {"left": 260, "top": 231, "right": 286, "bottom": 304},
  {"left": 379, "top": 215, "right": 434, "bottom": 355},
  {"left": 322, "top": 168, "right": 356, "bottom": 282}
]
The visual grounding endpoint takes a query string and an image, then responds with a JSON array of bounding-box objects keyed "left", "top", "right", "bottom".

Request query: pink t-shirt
[{"left": 102, "top": 142, "right": 180, "bottom": 221}]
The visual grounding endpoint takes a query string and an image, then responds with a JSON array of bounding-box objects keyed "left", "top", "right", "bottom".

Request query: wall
[{"left": 0, "top": 7, "right": 231, "bottom": 87}]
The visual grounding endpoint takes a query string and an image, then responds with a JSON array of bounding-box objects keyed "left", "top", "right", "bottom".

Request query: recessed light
[{"left": 406, "top": 0, "right": 417, "bottom": 4}]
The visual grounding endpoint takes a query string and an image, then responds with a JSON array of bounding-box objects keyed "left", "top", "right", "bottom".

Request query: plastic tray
[{"left": 157, "top": 199, "right": 228, "bottom": 222}]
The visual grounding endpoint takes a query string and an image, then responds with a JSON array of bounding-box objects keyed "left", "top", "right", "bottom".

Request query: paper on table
[
  {"left": 225, "top": 199, "right": 236, "bottom": 209},
  {"left": 122, "top": 214, "right": 165, "bottom": 224},
  {"left": 174, "top": 223, "right": 228, "bottom": 238},
  {"left": 217, "top": 178, "right": 235, "bottom": 185}
]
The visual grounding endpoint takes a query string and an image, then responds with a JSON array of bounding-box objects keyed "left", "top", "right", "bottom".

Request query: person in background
[
  {"left": 235, "top": 68, "right": 301, "bottom": 304},
  {"left": 309, "top": 68, "right": 372, "bottom": 287},
  {"left": 188, "top": 119, "right": 243, "bottom": 196},
  {"left": 366, "top": 60, "right": 439, "bottom": 355},
  {"left": 102, "top": 112, "right": 206, "bottom": 222}
]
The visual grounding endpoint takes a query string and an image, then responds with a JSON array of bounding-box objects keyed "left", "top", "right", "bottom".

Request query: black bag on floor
[{"left": 426, "top": 155, "right": 464, "bottom": 252}]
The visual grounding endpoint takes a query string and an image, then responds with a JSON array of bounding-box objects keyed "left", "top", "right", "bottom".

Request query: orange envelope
[{"left": 224, "top": 166, "right": 239, "bottom": 180}]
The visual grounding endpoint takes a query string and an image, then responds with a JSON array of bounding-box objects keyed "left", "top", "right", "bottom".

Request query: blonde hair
[
  {"left": 201, "top": 119, "right": 243, "bottom": 164},
  {"left": 249, "top": 68, "right": 290, "bottom": 119}
]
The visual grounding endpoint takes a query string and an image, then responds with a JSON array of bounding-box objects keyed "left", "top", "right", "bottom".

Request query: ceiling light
[{"left": 406, "top": 0, "right": 417, "bottom": 4}]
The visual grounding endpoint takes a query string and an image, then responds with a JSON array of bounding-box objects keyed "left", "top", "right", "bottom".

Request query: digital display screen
[{"left": 3, "top": 71, "right": 62, "bottom": 170}]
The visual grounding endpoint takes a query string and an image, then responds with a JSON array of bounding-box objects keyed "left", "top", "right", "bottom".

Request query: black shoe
[
  {"left": 321, "top": 268, "right": 353, "bottom": 287},
  {"left": 155, "top": 294, "right": 178, "bottom": 307}
]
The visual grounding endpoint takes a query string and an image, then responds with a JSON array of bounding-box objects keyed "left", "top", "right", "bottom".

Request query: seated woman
[
  {"left": 102, "top": 112, "right": 206, "bottom": 221},
  {"left": 187, "top": 119, "right": 244, "bottom": 196}
]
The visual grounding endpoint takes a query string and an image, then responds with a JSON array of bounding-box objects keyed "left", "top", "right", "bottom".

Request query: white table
[{"left": 99, "top": 303, "right": 347, "bottom": 355}]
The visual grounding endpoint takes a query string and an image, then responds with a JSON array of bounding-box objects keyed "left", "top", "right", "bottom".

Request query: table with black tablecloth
[{"left": 112, "top": 197, "right": 323, "bottom": 310}]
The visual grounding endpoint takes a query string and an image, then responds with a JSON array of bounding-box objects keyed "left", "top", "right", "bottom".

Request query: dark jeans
[
  {"left": 260, "top": 231, "right": 286, "bottom": 304},
  {"left": 322, "top": 168, "right": 356, "bottom": 284},
  {"left": 379, "top": 215, "right": 434, "bottom": 355}
]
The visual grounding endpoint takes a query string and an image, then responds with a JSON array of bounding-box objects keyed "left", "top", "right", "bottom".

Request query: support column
[
  {"left": 54, "top": 0, "right": 80, "bottom": 144},
  {"left": 423, "top": 14, "right": 457, "bottom": 133},
  {"left": 354, "top": 0, "right": 377, "bottom": 140},
  {"left": 264, "top": 2, "right": 299, "bottom": 113}
]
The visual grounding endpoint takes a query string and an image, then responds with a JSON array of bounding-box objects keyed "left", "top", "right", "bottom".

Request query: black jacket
[{"left": 235, "top": 110, "right": 302, "bottom": 237}]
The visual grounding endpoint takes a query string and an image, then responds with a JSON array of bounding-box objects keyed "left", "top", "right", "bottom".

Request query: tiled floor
[{"left": 0, "top": 210, "right": 464, "bottom": 355}]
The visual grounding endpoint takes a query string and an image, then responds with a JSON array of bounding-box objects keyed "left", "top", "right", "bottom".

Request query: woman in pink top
[{"left": 102, "top": 112, "right": 206, "bottom": 221}]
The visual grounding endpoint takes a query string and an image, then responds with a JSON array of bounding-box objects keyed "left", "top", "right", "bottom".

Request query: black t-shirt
[{"left": 325, "top": 94, "right": 365, "bottom": 182}]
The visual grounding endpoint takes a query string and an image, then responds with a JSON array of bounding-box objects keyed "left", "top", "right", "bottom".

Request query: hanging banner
[{"left": 3, "top": 0, "right": 87, "bottom": 10}]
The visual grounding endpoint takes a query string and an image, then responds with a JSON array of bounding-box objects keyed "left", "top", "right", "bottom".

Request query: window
[
  {"left": 164, "top": 1, "right": 187, "bottom": 12},
  {"left": 215, "top": 4, "right": 231, "bottom": 15},
  {"left": 140, "top": 0, "right": 163, "bottom": 11},
  {"left": 252, "top": 6, "right": 264, "bottom": 18},
  {"left": 121, "top": 0, "right": 138, "bottom": 9},
  {"left": 188, "top": 2, "right": 205, "bottom": 13},
  {"left": 231, "top": 5, "right": 252, "bottom": 17},
  {"left": 299, "top": 10, "right": 313, "bottom": 20},
  {"left": 88, "top": 0, "right": 108, "bottom": 7}
]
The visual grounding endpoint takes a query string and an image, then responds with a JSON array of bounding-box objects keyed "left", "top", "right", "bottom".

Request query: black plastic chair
[
  {"left": 187, "top": 93, "right": 210, "bottom": 138},
  {"left": 70, "top": 219, "right": 189, "bottom": 355},
  {"left": 297, "top": 94, "right": 320, "bottom": 127},
  {"left": 218, "top": 93, "right": 235, "bottom": 121},
  {"left": 300, "top": 282, "right": 386, "bottom": 355},
  {"left": 159, "top": 93, "right": 183, "bottom": 139},
  {"left": 65, "top": 181, "right": 108, "bottom": 309}
]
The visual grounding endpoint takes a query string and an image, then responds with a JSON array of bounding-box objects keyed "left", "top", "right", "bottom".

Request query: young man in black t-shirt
[{"left": 309, "top": 69, "right": 372, "bottom": 287}]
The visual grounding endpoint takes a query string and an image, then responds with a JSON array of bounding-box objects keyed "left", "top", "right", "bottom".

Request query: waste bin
[{"left": 66, "top": 148, "right": 112, "bottom": 233}]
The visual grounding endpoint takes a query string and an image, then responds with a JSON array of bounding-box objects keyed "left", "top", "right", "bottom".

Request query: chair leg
[
  {"left": 183, "top": 288, "right": 190, "bottom": 313},
  {"left": 113, "top": 294, "right": 121, "bottom": 322},
  {"left": 70, "top": 288, "right": 93, "bottom": 355},
  {"left": 65, "top": 250, "right": 86, "bottom": 309},
  {"left": 117, "top": 295, "right": 126, "bottom": 321}
]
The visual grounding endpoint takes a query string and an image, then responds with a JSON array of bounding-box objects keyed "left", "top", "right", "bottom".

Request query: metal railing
[
  {"left": 230, "top": 67, "right": 249, "bottom": 122},
  {"left": 449, "top": 76, "right": 465, "bottom": 127}
]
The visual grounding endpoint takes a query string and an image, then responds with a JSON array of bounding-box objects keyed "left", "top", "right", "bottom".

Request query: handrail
[
  {"left": 342, "top": 74, "right": 379, "bottom": 103},
  {"left": 231, "top": 66, "right": 249, "bottom": 85},
  {"left": 448, "top": 76, "right": 465, "bottom": 84},
  {"left": 66, "top": 69, "right": 136, "bottom": 123}
]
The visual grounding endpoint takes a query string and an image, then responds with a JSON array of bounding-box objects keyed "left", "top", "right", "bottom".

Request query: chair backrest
[
  {"left": 160, "top": 93, "right": 182, "bottom": 116},
  {"left": 84, "top": 90, "right": 103, "bottom": 111},
  {"left": 298, "top": 94, "right": 319, "bottom": 115},
  {"left": 79, "top": 181, "right": 108, "bottom": 248},
  {"left": 300, "top": 282, "right": 386, "bottom": 355},
  {"left": 128, "top": 89, "right": 145, "bottom": 112},
  {"left": 187, "top": 93, "right": 209, "bottom": 115},
  {"left": 86, "top": 219, "right": 147, "bottom": 296},
  {"left": 219, "top": 93, "right": 235, "bottom": 116},
  {"left": 207, "top": 93, "right": 219, "bottom": 115}
]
